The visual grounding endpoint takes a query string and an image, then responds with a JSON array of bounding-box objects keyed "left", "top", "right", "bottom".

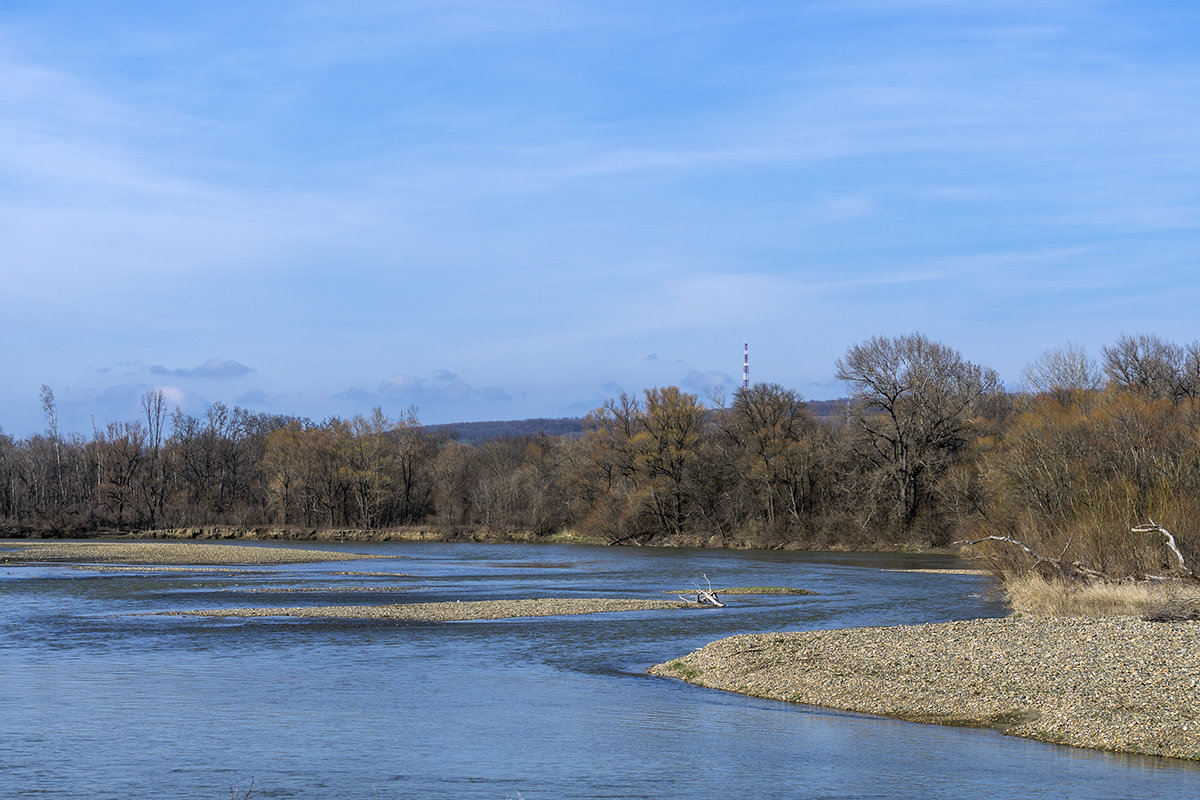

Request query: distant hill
[
  {"left": 425, "top": 417, "right": 585, "bottom": 443},
  {"left": 426, "top": 401, "right": 849, "bottom": 443},
  {"left": 807, "top": 398, "right": 853, "bottom": 419}
]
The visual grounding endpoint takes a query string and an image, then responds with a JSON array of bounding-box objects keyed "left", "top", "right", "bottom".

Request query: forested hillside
[
  {"left": 3, "top": 332, "right": 1197, "bottom": 580},
  {"left": 425, "top": 417, "right": 585, "bottom": 443}
]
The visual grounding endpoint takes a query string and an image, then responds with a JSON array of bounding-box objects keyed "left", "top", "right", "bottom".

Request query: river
[{"left": 2, "top": 541, "right": 1197, "bottom": 799}]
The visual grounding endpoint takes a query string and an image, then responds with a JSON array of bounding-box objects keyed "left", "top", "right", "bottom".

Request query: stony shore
[
  {"left": 651, "top": 615, "right": 1200, "bottom": 760},
  {"left": 2, "top": 541, "right": 700, "bottom": 622},
  {"left": 0, "top": 541, "right": 381, "bottom": 565},
  {"left": 163, "top": 597, "right": 696, "bottom": 622}
]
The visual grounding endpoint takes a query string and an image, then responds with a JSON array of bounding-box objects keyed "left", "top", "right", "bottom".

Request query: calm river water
[{"left": 2, "top": 541, "right": 1198, "bottom": 799}]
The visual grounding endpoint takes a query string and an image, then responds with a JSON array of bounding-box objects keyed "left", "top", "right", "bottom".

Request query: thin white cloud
[
  {"left": 149, "top": 360, "right": 254, "bottom": 379},
  {"left": 378, "top": 371, "right": 513, "bottom": 406},
  {"left": 155, "top": 385, "right": 208, "bottom": 416},
  {"left": 682, "top": 370, "right": 735, "bottom": 394},
  {"left": 236, "top": 389, "right": 271, "bottom": 406}
]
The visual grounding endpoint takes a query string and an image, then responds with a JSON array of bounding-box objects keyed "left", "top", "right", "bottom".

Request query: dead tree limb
[
  {"left": 1131, "top": 519, "right": 1192, "bottom": 576},
  {"left": 960, "top": 535, "right": 1032, "bottom": 558},
  {"left": 955, "top": 535, "right": 1105, "bottom": 580},
  {"left": 679, "top": 573, "right": 726, "bottom": 607},
  {"left": 957, "top": 535, "right": 1057, "bottom": 568},
  {"left": 606, "top": 530, "right": 651, "bottom": 547}
]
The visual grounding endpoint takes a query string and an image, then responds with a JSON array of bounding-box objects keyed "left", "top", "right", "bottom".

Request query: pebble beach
[
  {"left": 161, "top": 597, "right": 696, "bottom": 622},
  {"left": 651, "top": 615, "right": 1200, "bottom": 760},
  {"left": 0, "top": 540, "right": 378, "bottom": 565},
  {"left": 0, "top": 541, "right": 698, "bottom": 622}
]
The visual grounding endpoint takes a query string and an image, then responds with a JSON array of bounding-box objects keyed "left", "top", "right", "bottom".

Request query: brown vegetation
[
  {"left": 2, "top": 333, "right": 1198, "bottom": 587},
  {"left": 1002, "top": 573, "right": 1200, "bottom": 618}
]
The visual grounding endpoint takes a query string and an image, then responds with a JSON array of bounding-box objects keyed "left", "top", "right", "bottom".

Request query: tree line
[{"left": 3, "top": 332, "right": 1197, "bottom": 580}]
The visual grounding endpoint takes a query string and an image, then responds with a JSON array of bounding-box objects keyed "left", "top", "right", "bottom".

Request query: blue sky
[{"left": 4, "top": 1, "right": 1200, "bottom": 436}]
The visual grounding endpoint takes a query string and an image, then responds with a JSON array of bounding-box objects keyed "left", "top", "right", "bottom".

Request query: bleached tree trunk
[{"left": 1131, "top": 520, "right": 1192, "bottom": 575}]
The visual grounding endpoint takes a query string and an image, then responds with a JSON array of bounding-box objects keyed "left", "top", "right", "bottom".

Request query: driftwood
[
  {"left": 1131, "top": 520, "right": 1193, "bottom": 576},
  {"left": 606, "top": 531, "right": 651, "bottom": 547},
  {"left": 679, "top": 573, "right": 726, "bottom": 607}
]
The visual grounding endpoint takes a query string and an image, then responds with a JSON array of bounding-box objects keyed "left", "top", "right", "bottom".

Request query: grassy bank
[{"left": 1003, "top": 573, "right": 1200, "bottom": 619}]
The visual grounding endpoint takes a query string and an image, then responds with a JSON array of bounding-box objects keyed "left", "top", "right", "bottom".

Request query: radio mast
[{"left": 742, "top": 341, "right": 749, "bottom": 390}]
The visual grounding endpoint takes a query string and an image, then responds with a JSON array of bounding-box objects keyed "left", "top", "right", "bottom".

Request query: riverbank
[
  {"left": 0, "top": 525, "right": 595, "bottom": 545},
  {"left": 0, "top": 541, "right": 384, "bottom": 565},
  {"left": 0, "top": 525, "right": 952, "bottom": 553},
  {"left": 651, "top": 615, "right": 1200, "bottom": 760}
]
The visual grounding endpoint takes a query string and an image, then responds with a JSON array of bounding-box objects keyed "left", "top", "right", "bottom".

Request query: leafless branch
[
  {"left": 1131, "top": 519, "right": 1191, "bottom": 575},
  {"left": 956, "top": 535, "right": 1105, "bottom": 579},
  {"left": 678, "top": 573, "right": 726, "bottom": 607}
]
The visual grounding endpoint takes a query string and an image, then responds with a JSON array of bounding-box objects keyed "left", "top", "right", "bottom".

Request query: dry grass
[{"left": 1004, "top": 572, "right": 1200, "bottom": 618}]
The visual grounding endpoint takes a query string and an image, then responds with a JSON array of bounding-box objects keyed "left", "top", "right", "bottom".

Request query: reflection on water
[{"left": 2, "top": 542, "right": 1198, "bottom": 799}]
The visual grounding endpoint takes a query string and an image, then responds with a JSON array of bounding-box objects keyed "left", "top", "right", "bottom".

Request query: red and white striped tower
[{"left": 742, "top": 341, "right": 749, "bottom": 390}]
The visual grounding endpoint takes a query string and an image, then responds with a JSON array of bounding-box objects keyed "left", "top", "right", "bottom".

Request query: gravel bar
[
  {"left": 163, "top": 597, "right": 697, "bottom": 622},
  {"left": 0, "top": 541, "right": 380, "bottom": 565},
  {"left": 651, "top": 616, "right": 1200, "bottom": 760}
]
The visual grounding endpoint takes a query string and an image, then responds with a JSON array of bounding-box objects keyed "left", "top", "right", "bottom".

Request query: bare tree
[
  {"left": 724, "top": 383, "right": 822, "bottom": 530},
  {"left": 391, "top": 406, "right": 436, "bottom": 524},
  {"left": 39, "top": 384, "right": 65, "bottom": 508},
  {"left": 1021, "top": 342, "right": 1102, "bottom": 400},
  {"left": 835, "top": 333, "right": 1001, "bottom": 532},
  {"left": 0, "top": 428, "right": 18, "bottom": 521},
  {"left": 1176, "top": 341, "right": 1200, "bottom": 401},
  {"left": 141, "top": 389, "right": 168, "bottom": 523},
  {"left": 341, "top": 407, "right": 397, "bottom": 529},
  {"left": 639, "top": 387, "right": 706, "bottom": 538},
  {"left": 1101, "top": 333, "right": 1182, "bottom": 401},
  {"left": 95, "top": 421, "right": 147, "bottom": 526},
  {"left": 567, "top": 389, "right": 707, "bottom": 544}
]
